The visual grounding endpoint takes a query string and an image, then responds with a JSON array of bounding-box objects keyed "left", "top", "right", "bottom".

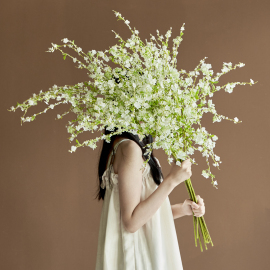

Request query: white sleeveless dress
[{"left": 95, "top": 139, "right": 183, "bottom": 270}]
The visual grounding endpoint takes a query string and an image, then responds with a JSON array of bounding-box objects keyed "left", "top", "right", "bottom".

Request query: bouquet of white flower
[{"left": 8, "top": 10, "right": 256, "bottom": 251}]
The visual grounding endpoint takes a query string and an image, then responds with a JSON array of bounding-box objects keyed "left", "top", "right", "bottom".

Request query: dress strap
[{"left": 107, "top": 138, "right": 130, "bottom": 170}]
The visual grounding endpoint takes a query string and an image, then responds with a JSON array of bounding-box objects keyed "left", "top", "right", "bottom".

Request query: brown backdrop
[{"left": 1, "top": 0, "right": 269, "bottom": 269}]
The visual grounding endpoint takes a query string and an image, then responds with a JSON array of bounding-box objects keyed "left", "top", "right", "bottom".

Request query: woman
[{"left": 95, "top": 127, "right": 205, "bottom": 270}]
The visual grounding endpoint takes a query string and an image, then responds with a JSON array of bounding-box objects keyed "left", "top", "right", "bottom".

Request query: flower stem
[{"left": 172, "top": 151, "right": 213, "bottom": 251}]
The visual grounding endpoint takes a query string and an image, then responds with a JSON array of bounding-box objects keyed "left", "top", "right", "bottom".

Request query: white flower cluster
[{"left": 8, "top": 11, "right": 256, "bottom": 188}]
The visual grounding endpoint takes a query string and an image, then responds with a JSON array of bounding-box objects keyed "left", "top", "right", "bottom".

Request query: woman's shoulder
[
  {"left": 116, "top": 138, "right": 142, "bottom": 156},
  {"left": 112, "top": 138, "right": 143, "bottom": 174}
]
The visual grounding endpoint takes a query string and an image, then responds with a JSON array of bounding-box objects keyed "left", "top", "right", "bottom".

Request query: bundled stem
[
  {"left": 172, "top": 147, "right": 213, "bottom": 251},
  {"left": 185, "top": 177, "right": 213, "bottom": 251}
]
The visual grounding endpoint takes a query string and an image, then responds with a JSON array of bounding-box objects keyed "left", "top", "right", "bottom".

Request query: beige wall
[{"left": 1, "top": 0, "right": 269, "bottom": 269}]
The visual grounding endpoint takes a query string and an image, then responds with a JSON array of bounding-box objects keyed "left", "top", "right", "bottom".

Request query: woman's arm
[
  {"left": 117, "top": 140, "right": 178, "bottom": 233},
  {"left": 171, "top": 203, "right": 187, "bottom": 219}
]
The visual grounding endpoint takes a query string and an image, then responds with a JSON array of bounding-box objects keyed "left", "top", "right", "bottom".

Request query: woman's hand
[
  {"left": 167, "top": 158, "right": 192, "bottom": 187},
  {"left": 182, "top": 195, "right": 205, "bottom": 217}
]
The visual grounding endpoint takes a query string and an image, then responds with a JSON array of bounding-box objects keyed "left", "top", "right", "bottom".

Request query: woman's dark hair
[{"left": 95, "top": 126, "right": 163, "bottom": 201}]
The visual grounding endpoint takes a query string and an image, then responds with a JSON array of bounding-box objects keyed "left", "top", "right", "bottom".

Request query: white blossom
[
  {"left": 28, "top": 99, "right": 35, "bottom": 105},
  {"left": 10, "top": 11, "right": 255, "bottom": 190},
  {"left": 221, "top": 66, "right": 230, "bottom": 73},
  {"left": 71, "top": 146, "right": 77, "bottom": 152},
  {"left": 202, "top": 170, "right": 209, "bottom": 178}
]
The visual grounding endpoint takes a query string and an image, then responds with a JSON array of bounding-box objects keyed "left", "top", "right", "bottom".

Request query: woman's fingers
[
  {"left": 192, "top": 207, "right": 203, "bottom": 212},
  {"left": 193, "top": 211, "right": 204, "bottom": 217},
  {"left": 192, "top": 196, "right": 205, "bottom": 217},
  {"left": 196, "top": 195, "right": 204, "bottom": 206},
  {"left": 187, "top": 195, "right": 205, "bottom": 217}
]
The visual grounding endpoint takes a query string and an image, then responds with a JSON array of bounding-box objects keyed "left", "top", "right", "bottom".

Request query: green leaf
[
  {"left": 76, "top": 139, "right": 79, "bottom": 144},
  {"left": 195, "top": 90, "right": 200, "bottom": 99},
  {"left": 63, "top": 54, "right": 67, "bottom": 60}
]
